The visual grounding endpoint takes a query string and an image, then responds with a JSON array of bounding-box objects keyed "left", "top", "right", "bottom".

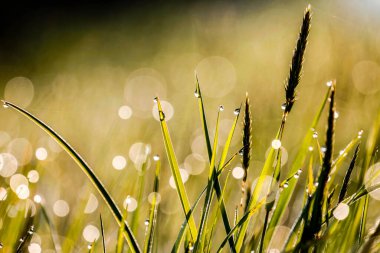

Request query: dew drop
[
  {"left": 0, "top": 242, "right": 3, "bottom": 249},
  {"left": 33, "top": 195, "right": 42, "bottom": 203},
  {"left": 334, "top": 112, "right": 339, "bottom": 119},
  {"left": 153, "top": 155, "right": 160, "bottom": 161},
  {"left": 312, "top": 132, "right": 318, "bottom": 139},
  {"left": 314, "top": 182, "right": 319, "bottom": 187},
  {"left": 271, "top": 139, "right": 282, "bottom": 150},
  {"left": 2, "top": 102, "right": 8, "bottom": 108},
  {"left": 153, "top": 97, "right": 158, "bottom": 103},
  {"left": 333, "top": 203, "right": 349, "bottom": 220},
  {"left": 294, "top": 174, "right": 299, "bottom": 179},
  {"left": 194, "top": 91, "right": 200, "bottom": 98},
  {"left": 159, "top": 111, "right": 165, "bottom": 121},
  {"left": 283, "top": 182, "right": 289, "bottom": 188},
  {"left": 239, "top": 149, "right": 244, "bottom": 156},
  {"left": 281, "top": 103, "right": 286, "bottom": 110},
  {"left": 321, "top": 147, "right": 327, "bottom": 153},
  {"left": 88, "top": 245, "right": 92, "bottom": 250},
  {"left": 308, "top": 146, "right": 314, "bottom": 152},
  {"left": 219, "top": 105, "right": 224, "bottom": 112},
  {"left": 326, "top": 81, "right": 333, "bottom": 87},
  {"left": 234, "top": 108, "right": 240, "bottom": 115},
  {"left": 144, "top": 219, "right": 149, "bottom": 226},
  {"left": 358, "top": 130, "right": 364, "bottom": 138},
  {"left": 297, "top": 169, "right": 302, "bottom": 174}
]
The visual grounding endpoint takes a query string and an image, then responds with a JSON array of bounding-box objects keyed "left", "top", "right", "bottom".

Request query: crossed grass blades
[{"left": 1, "top": 4, "right": 380, "bottom": 253}]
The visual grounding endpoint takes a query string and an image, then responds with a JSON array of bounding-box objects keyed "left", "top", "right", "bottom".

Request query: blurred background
[{"left": 0, "top": 0, "right": 379, "bottom": 252}]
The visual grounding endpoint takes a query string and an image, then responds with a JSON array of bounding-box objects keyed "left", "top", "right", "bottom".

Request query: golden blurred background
[{"left": 0, "top": 0, "right": 379, "bottom": 251}]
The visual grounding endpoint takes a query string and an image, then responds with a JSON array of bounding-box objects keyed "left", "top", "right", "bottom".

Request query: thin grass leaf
[
  {"left": 193, "top": 108, "right": 221, "bottom": 252},
  {"left": 171, "top": 187, "right": 207, "bottom": 253},
  {"left": 100, "top": 214, "right": 106, "bottom": 253},
  {"left": 194, "top": 79, "right": 236, "bottom": 252},
  {"left": 154, "top": 97, "right": 198, "bottom": 241},
  {"left": 216, "top": 197, "right": 266, "bottom": 253},
  {"left": 40, "top": 205, "right": 61, "bottom": 252},
  {"left": 131, "top": 159, "right": 148, "bottom": 235},
  {"left": 2, "top": 100, "right": 141, "bottom": 253},
  {"left": 116, "top": 204, "right": 129, "bottom": 253},
  {"left": 144, "top": 157, "right": 161, "bottom": 253},
  {"left": 338, "top": 144, "right": 360, "bottom": 203},
  {"left": 283, "top": 4, "right": 311, "bottom": 115},
  {"left": 302, "top": 83, "right": 336, "bottom": 247},
  {"left": 359, "top": 220, "right": 380, "bottom": 253}
]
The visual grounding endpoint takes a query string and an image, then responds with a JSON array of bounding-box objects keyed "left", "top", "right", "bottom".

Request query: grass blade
[
  {"left": 193, "top": 108, "right": 221, "bottom": 252},
  {"left": 171, "top": 187, "right": 207, "bottom": 253},
  {"left": 100, "top": 214, "right": 106, "bottom": 253},
  {"left": 338, "top": 144, "right": 360, "bottom": 203},
  {"left": 235, "top": 6, "right": 311, "bottom": 251},
  {"left": 144, "top": 156, "right": 161, "bottom": 253},
  {"left": 2, "top": 100, "right": 141, "bottom": 253},
  {"left": 195, "top": 78, "right": 236, "bottom": 252},
  {"left": 302, "top": 83, "right": 336, "bottom": 248},
  {"left": 154, "top": 97, "right": 198, "bottom": 241},
  {"left": 264, "top": 85, "right": 331, "bottom": 248}
]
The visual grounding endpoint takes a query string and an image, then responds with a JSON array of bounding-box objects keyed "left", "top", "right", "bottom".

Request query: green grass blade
[
  {"left": 302, "top": 84, "right": 336, "bottom": 248},
  {"left": 194, "top": 79, "right": 236, "bottom": 252},
  {"left": 154, "top": 97, "right": 198, "bottom": 241},
  {"left": 131, "top": 159, "right": 148, "bottom": 234},
  {"left": 100, "top": 214, "right": 106, "bottom": 253},
  {"left": 171, "top": 187, "right": 207, "bottom": 253},
  {"left": 216, "top": 197, "right": 266, "bottom": 253},
  {"left": 263, "top": 86, "right": 331, "bottom": 247},
  {"left": 193, "top": 109, "right": 220, "bottom": 252},
  {"left": 338, "top": 144, "right": 360, "bottom": 202},
  {"left": 2, "top": 100, "right": 141, "bottom": 253},
  {"left": 144, "top": 157, "right": 161, "bottom": 253},
  {"left": 116, "top": 208, "right": 128, "bottom": 253}
]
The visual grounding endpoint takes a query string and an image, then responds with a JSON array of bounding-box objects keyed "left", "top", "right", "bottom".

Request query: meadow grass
[{"left": 1, "top": 4, "right": 380, "bottom": 253}]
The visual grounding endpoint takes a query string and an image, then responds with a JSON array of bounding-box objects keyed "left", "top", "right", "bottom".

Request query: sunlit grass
[{"left": 0, "top": 4, "right": 379, "bottom": 253}]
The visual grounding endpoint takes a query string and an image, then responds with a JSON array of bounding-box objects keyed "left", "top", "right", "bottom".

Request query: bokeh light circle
[{"left": 4, "top": 77, "right": 34, "bottom": 107}]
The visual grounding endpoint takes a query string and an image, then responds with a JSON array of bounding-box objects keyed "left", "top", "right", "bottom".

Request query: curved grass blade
[
  {"left": 131, "top": 159, "right": 148, "bottom": 234},
  {"left": 154, "top": 97, "right": 198, "bottom": 241},
  {"left": 2, "top": 100, "right": 141, "bottom": 253},
  {"left": 338, "top": 144, "right": 360, "bottom": 203},
  {"left": 144, "top": 157, "right": 161, "bottom": 253}
]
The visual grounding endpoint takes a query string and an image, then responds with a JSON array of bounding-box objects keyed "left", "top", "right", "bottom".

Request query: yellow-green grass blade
[
  {"left": 235, "top": 128, "right": 280, "bottom": 251},
  {"left": 2, "top": 100, "right": 141, "bottom": 253},
  {"left": 131, "top": 159, "right": 148, "bottom": 235},
  {"left": 154, "top": 97, "right": 198, "bottom": 241},
  {"left": 194, "top": 79, "right": 236, "bottom": 252},
  {"left": 216, "top": 197, "right": 266, "bottom": 253},
  {"left": 193, "top": 109, "right": 220, "bottom": 252},
  {"left": 218, "top": 105, "right": 241, "bottom": 170},
  {"left": 262, "top": 86, "right": 331, "bottom": 248},
  {"left": 116, "top": 208, "right": 128, "bottom": 253},
  {"left": 143, "top": 158, "right": 161, "bottom": 253},
  {"left": 171, "top": 187, "right": 207, "bottom": 253}
]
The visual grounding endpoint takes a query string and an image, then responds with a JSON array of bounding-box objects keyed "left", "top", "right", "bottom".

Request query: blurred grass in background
[{"left": 0, "top": 0, "right": 379, "bottom": 251}]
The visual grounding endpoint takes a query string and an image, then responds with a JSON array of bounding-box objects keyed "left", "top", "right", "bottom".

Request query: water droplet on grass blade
[
  {"left": 153, "top": 97, "right": 158, "bottom": 103},
  {"left": 153, "top": 155, "right": 160, "bottom": 161},
  {"left": 281, "top": 103, "right": 286, "bottom": 110},
  {"left": 326, "top": 80, "right": 333, "bottom": 87},
  {"left": 234, "top": 108, "right": 240, "bottom": 115},
  {"left": 334, "top": 112, "right": 339, "bottom": 119},
  {"left": 144, "top": 219, "right": 149, "bottom": 226},
  {"left": 333, "top": 203, "right": 349, "bottom": 220},
  {"left": 194, "top": 91, "right": 200, "bottom": 98},
  {"left": 219, "top": 105, "right": 224, "bottom": 111},
  {"left": 159, "top": 111, "right": 165, "bottom": 121},
  {"left": 271, "top": 139, "right": 281, "bottom": 150},
  {"left": 313, "top": 132, "right": 318, "bottom": 138}
]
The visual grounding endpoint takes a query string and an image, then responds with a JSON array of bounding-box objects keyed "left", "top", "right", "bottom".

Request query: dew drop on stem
[
  {"left": 159, "top": 111, "right": 165, "bottom": 121},
  {"left": 234, "top": 108, "right": 240, "bottom": 115}
]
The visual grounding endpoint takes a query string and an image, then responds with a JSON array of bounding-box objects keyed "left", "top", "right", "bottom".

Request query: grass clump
[{"left": 1, "top": 4, "right": 380, "bottom": 253}]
